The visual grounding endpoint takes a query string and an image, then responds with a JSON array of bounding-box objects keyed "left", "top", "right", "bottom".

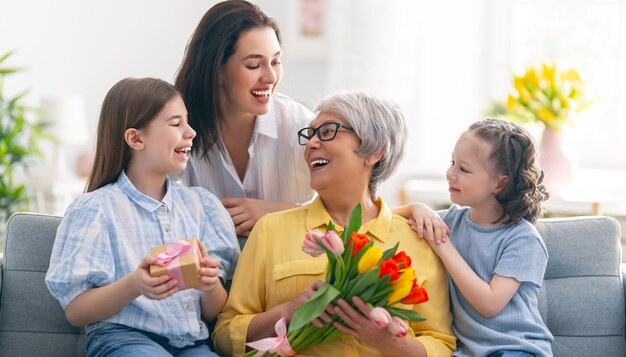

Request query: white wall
[
  {"left": 1, "top": 0, "right": 491, "bottom": 207},
  {"left": 0, "top": 0, "right": 219, "bottom": 140}
]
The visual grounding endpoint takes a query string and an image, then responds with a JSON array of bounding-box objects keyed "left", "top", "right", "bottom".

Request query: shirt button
[
  {"left": 164, "top": 225, "right": 171, "bottom": 232},
  {"left": 186, "top": 304, "right": 193, "bottom": 312}
]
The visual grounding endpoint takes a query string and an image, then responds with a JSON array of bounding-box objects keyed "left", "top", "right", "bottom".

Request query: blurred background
[{"left": 1, "top": 0, "right": 625, "bottom": 224}]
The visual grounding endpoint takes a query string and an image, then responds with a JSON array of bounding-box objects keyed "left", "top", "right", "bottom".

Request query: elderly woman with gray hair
[{"left": 213, "top": 92, "right": 455, "bottom": 356}]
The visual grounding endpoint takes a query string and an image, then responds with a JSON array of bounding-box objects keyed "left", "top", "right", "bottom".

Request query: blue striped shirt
[
  {"left": 179, "top": 93, "right": 315, "bottom": 204},
  {"left": 439, "top": 205, "right": 553, "bottom": 356},
  {"left": 45, "top": 171, "right": 240, "bottom": 348}
]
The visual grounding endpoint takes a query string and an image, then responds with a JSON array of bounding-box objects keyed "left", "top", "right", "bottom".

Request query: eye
[
  {"left": 460, "top": 166, "right": 469, "bottom": 173},
  {"left": 171, "top": 121, "right": 180, "bottom": 127},
  {"left": 320, "top": 127, "right": 336, "bottom": 137},
  {"left": 246, "top": 64, "right": 260, "bottom": 70},
  {"left": 272, "top": 59, "right": 282, "bottom": 66},
  {"left": 449, "top": 160, "right": 455, "bottom": 167}
]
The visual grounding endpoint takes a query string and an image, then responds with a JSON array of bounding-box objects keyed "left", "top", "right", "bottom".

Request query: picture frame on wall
[{"left": 283, "top": 0, "right": 327, "bottom": 60}]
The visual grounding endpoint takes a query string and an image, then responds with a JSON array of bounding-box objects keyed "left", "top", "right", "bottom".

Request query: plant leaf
[
  {"left": 288, "top": 283, "right": 341, "bottom": 332},
  {"left": 385, "top": 306, "right": 426, "bottom": 322},
  {"left": 344, "top": 267, "right": 380, "bottom": 298},
  {"left": 344, "top": 203, "right": 362, "bottom": 239},
  {"left": 380, "top": 242, "right": 400, "bottom": 261}
]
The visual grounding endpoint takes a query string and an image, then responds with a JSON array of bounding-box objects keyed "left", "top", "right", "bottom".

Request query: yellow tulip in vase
[{"left": 490, "top": 60, "right": 591, "bottom": 197}]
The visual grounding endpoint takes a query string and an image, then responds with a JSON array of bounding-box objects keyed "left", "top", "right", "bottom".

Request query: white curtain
[{"left": 324, "top": 0, "right": 490, "bottom": 203}]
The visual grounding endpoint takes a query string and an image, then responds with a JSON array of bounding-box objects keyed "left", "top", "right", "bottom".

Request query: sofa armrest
[
  {"left": 622, "top": 263, "right": 626, "bottom": 346},
  {"left": 622, "top": 263, "right": 626, "bottom": 303},
  {"left": 0, "top": 256, "right": 3, "bottom": 297}
]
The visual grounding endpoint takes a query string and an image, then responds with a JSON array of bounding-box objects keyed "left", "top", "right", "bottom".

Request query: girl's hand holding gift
[
  {"left": 133, "top": 255, "right": 179, "bottom": 300},
  {"left": 196, "top": 242, "right": 223, "bottom": 292}
]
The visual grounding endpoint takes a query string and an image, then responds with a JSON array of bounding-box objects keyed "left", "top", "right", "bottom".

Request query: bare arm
[
  {"left": 196, "top": 243, "right": 229, "bottom": 321},
  {"left": 393, "top": 203, "right": 450, "bottom": 244},
  {"left": 429, "top": 240, "right": 520, "bottom": 318},
  {"left": 247, "top": 280, "right": 323, "bottom": 341},
  {"left": 64, "top": 256, "right": 178, "bottom": 326},
  {"left": 221, "top": 198, "right": 297, "bottom": 237}
]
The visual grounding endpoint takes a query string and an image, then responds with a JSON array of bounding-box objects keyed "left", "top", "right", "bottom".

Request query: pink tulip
[
  {"left": 302, "top": 229, "right": 325, "bottom": 257},
  {"left": 321, "top": 231, "right": 345, "bottom": 255},
  {"left": 387, "top": 316, "right": 409, "bottom": 337},
  {"left": 369, "top": 307, "right": 392, "bottom": 329}
]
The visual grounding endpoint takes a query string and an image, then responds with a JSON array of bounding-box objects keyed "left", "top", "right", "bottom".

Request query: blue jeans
[
  {"left": 86, "top": 322, "right": 219, "bottom": 357},
  {"left": 487, "top": 351, "right": 535, "bottom": 357}
]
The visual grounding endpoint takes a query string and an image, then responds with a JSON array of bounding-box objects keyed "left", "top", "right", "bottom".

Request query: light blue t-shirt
[
  {"left": 439, "top": 205, "right": 554, "bottom": 357},
  {"left": 46, "top": 171, "right": 240, "bottom": 348}
]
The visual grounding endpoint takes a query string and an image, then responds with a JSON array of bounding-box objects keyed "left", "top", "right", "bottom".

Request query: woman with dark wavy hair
[
  {"left": 398, "top": 118, "right": 553, "bottom": 356},
  {"left": 175, "top": 0, "right": 314, "bottom": 240}
]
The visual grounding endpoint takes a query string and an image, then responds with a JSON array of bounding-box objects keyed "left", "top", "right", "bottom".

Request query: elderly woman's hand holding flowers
[{"left": 244, "top": 205, "right": 429, "bottom": 356}]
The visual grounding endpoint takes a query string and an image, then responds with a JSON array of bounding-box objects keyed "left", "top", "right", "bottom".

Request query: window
[{"left": 490, "top": 0, "right": 626, "bottom": 168}]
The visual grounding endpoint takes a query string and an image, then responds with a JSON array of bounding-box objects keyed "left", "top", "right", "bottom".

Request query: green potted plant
[{"left": 0, "top": 51, "right": 51, "bottom": 230}]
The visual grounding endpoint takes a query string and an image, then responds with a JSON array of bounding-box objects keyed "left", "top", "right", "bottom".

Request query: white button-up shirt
[{"left": 180, "top": 94, "right": 315, "bottom": 204}]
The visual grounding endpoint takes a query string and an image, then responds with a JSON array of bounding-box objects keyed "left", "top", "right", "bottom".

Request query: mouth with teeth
[
  {"left": 174, "top": 146, "right": 192, "bottom": 160},
  {"left": 251, "top": 89, "right": 272, "bottom": 98},
  {"left": 310, "top": 159, "right": 330, "bottom": 168}
]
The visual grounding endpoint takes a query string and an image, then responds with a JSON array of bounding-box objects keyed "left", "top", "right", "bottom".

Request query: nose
[
  {"left": 184, "top": 122, "right": 196, "bottom": 139},
  {"left": 262, "top": 65, "right": 277, "bottom": 84},
  {"left": 446, "top": 167, "right": 455, "bottom": 183},
  {"left": 305, "top": 132, "right": 322, "bottom": 149}
]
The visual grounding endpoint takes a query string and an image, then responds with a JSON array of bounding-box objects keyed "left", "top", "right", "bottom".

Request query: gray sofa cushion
[
  {"left": 1, "top": 213, "right": 625, "bottom": 356},
  {"left": 537, "top": 216, "right": 626, "bottom": 356},
  {"left": 0, "top": 213, "right": 86, "bottom": 356}
]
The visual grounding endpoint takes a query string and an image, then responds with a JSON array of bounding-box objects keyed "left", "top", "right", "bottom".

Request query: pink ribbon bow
[
  {"left": 155, "top": 240, "right": 195, "bottom": 290},
  {"left": 246, "top": 317, "right": 296, "bottom": 356}
]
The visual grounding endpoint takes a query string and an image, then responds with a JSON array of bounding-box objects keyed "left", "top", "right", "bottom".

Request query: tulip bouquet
[
  {"left": 490, "top": 60, "right": 590, "bottom": 132},
  {"left": 244, "top": 204, "right": 429, "bottom": 356}
]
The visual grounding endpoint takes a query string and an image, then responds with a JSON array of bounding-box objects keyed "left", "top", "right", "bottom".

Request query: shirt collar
[
  {"left": 254, "top": 99, "right": 278, "bottom": 139},
  {"left": 117, "top": 170, "right": 175, "bottom": 213},
  {"left": 305, "top": 196, "right": 391, "bottom": 242}
]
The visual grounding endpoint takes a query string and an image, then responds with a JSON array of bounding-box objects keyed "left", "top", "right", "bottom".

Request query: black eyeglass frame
[{"left": 297, "top": 122, "right": 355, "bottom": 146}]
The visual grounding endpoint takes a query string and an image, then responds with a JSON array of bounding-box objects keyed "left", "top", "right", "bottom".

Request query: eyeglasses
[{"left": 297, "top": 122, "right": 355, "bottom": 146}]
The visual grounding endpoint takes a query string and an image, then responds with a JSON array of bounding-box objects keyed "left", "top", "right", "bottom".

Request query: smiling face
[
  {"left": 134, "top": 95, "right": 196, "bottom": 175},
  {"left": 219, "top": 26, "right": 283, "bottom": 119},
  {"left": 446, "top": 132, "right": 506, "bottom": 212},
  {"left": 304, "top": 112, "right": 371, "bottom": 196}
]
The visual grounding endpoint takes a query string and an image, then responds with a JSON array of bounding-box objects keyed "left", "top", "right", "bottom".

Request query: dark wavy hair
[
  {"left": 468, "top": 118, "right": 549, "bottom": 224},
  {"left": 174, "top": 0, "right": 280, "bottom": 159}
]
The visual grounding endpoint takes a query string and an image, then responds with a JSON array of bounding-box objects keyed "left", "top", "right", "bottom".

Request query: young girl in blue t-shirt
[
  {"left": 398, "top": 118, "right": 553, "bottom": 356},
  {"left": 45, "top": 77, "right": 240, "bottom": 356}
]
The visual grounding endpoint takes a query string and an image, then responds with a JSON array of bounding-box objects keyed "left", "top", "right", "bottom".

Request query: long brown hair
[
  {"left": 86, "top": 78, "right": 178, "bottom": 192},
  {"left": 468, "top": 118, "right": 549, "bottom": 224},
  {"left": 174, "top": 0, "right": 280, "bottom": 159}
]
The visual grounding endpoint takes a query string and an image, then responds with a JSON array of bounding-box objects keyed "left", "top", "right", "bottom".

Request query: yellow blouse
[{"left": 213, "top": 197, "right": 455, "bottom": 356}]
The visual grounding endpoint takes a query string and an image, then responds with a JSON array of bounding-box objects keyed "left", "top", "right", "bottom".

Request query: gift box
[{"left": 149, "top": 238, "right": 203, "bottom": 290}]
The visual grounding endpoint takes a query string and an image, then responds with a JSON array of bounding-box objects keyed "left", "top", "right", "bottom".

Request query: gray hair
[{"left": 315, "top": 91, "right": 407, "bottom": 198}]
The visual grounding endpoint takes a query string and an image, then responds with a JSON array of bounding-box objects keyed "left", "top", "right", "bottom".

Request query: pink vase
[{"left": 540, "top": 127, "right": 578, "bottom": 197}]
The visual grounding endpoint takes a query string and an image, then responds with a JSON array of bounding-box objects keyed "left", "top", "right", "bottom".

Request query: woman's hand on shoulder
[
  {"left": 132, "top": 256, "right": 179, "bottom": 300},
  {"left": 221, "top": 198, "right": 297, "bottom": 237}
]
